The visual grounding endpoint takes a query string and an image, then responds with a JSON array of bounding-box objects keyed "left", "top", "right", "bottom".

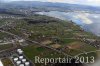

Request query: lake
[{"left": 36, "top": 11, "right": 100, "bottom": 36}]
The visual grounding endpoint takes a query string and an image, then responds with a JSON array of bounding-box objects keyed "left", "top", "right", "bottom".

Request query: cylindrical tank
[
  {"left": 17, "top": 49, "right": 23, "bottom": 54},
  {"left": 16, "top": 61, "right": 21, "bottom": 65},
  {"left": 22, "top": 59, "right": 26, "bottom": 63},
  {"left": 19, "top": 56, "right": 24, "bottom": 60},
  {"left": 18, "top": 50, "right": 23, "bottom": 54},
  {"left": 25, "top": 62, "right": 30, "bottom": 66},
  {"left": 19, "top": 64, "right": 25, "bottom": 66},
  {"left": 17, "top": 49, "right": 21, "bottom": 52},
  {"left": 13, "top": 58, "right": 18, "bottom": 62}
]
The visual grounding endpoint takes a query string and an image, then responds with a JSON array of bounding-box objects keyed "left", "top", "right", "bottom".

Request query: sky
[{"left": 1, "top": 0, "right": 100, "bottom": 6}]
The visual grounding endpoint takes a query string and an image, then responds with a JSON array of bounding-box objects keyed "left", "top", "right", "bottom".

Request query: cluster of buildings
[
  {"left": 0, "top": 16, "right": 25, "bottom": 19},
  {"left": 83, "top": 39, "right": 100, "bottom": 48},
  {"left": 12, "top": 49, "right": 31, "bottom": 66}
]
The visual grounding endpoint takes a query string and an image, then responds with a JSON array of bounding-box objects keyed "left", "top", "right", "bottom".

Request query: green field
[
  {"left": 0, "top": 14, "right": 99, "bottom": 62},
  {"left": 23, "top": 44, "right": 65, "bottom": 66},
  {"left": 1, "top": 58, "right": 14, "bottom": 66}
]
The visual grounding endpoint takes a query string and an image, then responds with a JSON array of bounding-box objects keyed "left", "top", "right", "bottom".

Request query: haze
[{"left": 1, "top": 0, "right": 100, "bottom": 6}]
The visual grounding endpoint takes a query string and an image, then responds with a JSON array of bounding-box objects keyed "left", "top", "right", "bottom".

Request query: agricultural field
[
  {"left": 22, "top": 44, "right": 65, "bottom": 66},
  {"left": 0, "top": 13, "right": 99, "bottom": 66},
  {"left": 0, "top": 14, "right": 98, "bottom": 56},
  {"left": 1, "top": 58, "right": 14, "bottom": 66}
]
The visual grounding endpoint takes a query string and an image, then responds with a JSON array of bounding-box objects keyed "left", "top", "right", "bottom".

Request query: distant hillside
[{"left": 0, "top": 1, "right": 100, "bottom": 13}]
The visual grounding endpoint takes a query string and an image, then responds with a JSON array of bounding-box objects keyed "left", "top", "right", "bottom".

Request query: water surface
[{"left": 37, "top": 11, "right": 100, "bottom": 36}]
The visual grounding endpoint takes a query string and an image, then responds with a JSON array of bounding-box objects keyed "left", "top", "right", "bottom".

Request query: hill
[{"left": 0, "top": 1, "right": 100, "bottom": 13}]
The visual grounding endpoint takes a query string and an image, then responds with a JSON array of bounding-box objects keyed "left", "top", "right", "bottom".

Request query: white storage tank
[
  {"left": 13, "top": 58, "right": 18, "bottom": 62},
  {"left": 25, "top": 62, "right": 30, "bottom": 66},
  {"left": 22, "top": 59, "right": 26, "bottom": 63},
  {"left": 19, "top": 56, "right": 24, "bottom": 60},
  {"left": 16, "top": 61, "right": 21, "bottom": 65},
  {"left": 19, "top": 50, "right": 23, "bottom": 54},
  {"left": 19, "top": 64, "right": 25, "bottom": 66},
  {"left": 17, "top": 49, "right": 23, "bottom": 54},
  {"left": 17, "top": 49, "right": 21, "bottom": 52},
  {"left": 19, "top": 39, "right": 25, "bottom": 42}
]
